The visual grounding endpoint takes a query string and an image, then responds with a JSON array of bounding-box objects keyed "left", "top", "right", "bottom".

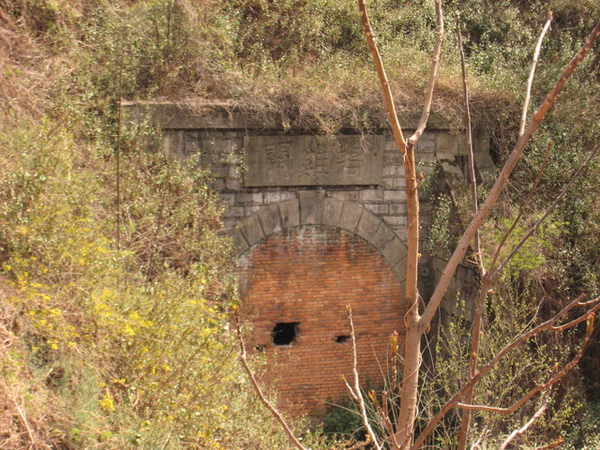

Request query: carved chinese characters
[{"left": 243, "top": 135, "right": 383, "bottom": 187}]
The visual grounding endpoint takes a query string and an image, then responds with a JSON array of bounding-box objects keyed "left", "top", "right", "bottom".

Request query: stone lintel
[{"left": 243, "top": 135, "right": 383, "bottom": 187}]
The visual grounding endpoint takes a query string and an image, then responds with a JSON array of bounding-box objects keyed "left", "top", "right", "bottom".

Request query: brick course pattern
[{"left": 237, "top": 225, "right": 404, "bottom": 416}]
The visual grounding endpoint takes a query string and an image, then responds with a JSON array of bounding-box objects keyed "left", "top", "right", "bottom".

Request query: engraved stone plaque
[{"left": 243, "top": 135, "right": 383, "bottom": 187}]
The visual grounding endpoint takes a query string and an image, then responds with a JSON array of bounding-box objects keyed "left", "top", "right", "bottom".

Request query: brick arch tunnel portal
[{"left": 233, "top": 197, "right": 407, "bottom": 415}]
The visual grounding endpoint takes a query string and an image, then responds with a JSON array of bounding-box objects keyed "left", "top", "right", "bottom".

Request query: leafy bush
[{"left": 0, "top": 112, "right": 326, "bottom": 447}]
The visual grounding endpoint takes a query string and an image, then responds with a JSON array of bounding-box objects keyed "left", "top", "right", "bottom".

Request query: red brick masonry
[{"left": 237, "top": 225, "right": 405, "bottom": 415}]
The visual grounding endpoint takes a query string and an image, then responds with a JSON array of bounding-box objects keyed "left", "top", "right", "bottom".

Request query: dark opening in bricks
[
  {"left": 272, "top": 322, "right": 299, "bottom": 346},
  {"left": 335, "top": 335, "right": 350, "bottom": 343}
]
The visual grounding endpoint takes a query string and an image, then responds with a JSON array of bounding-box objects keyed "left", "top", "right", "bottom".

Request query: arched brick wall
[
  {"left": 231, "top": 192, "right": 408, "bottom": 281},
  {"left": 234, "top": 195, "right": 407, "bottom": 415}
]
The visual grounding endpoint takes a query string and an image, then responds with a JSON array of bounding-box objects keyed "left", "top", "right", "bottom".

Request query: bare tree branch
[
  {"left": 488, "top": 142, "right": 552, "bottom": 272},
  {"left": 455, "top": 12, "right": 483, "bottom": 446},
  {"left": 234, "top": 318, "right": 308, "bottom": 450},
  {"left": 535, "top": 436, "right": 565, "bottom": 449},
  {"left": 455, "top": 12, "right": 482, "bottom": 276},
  {"left": 394, "top": 3, "right": 445, "bottom": 446},
  {"left": 346, "top": 306, "right": 383, "bottom": 450},
  {"left": 499, "top": 393, "right": 550, "bottom": 450},
  {"left": 491, "top": 140, "right": 600, "bottom": 282},
  {"left": 411, "top": 295, "right": 600, "bottom": 449},
  {"left": 458, "top": 140, "right": 552, "bottom": 448},
  {"left": 520, "top": 12, "right": 554, "bottom": 136},
  {"left": 357, "top": 0, "right": 406, "bottom": 154},
  {"left": 458, "top": 319, "right": 594, "bottom": 413},
  {"left": 420, "top": 20, "right": 600, "bottom": 332},
  {"left": 408, "top": 0, "right": 444, "bottom": 146},
  {"left": 0, "top": 377, "right": 40, "bottom": 449}
]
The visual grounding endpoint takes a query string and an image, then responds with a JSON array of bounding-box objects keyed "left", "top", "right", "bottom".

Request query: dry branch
[
  {"left": 420, "top": 19, "right": 600, "bottom": 331},
  {"left": 346, "top": 306, "right": 383, "bottom": 450},
  {"left": 411, "top": 296, "right": 600, "bottom": 449},
  {"left": 499, "top": 393, "right": 550, "bottom": 450},
  {"left": 356, "top": 0, "right": 406, "bottom": 154},
  {"left": 520, "top": 12, "right": 553, "bottom": 136},
  {"left": 491, "top": 140, "right": 600, "bottom": 281},
  {"left": 234, "top": 318, "right": 308, "bottom": 450},
  {"left": 408, "top": 0, "right": 444, "bottom": 146}
]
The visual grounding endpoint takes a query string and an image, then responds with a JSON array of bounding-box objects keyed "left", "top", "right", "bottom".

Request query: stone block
[
  {"left": 370, "top": 223, "right": 397, "bottom": 254},
  {"left": 225, "top": 206, "right": 245, "bottom": 218},
  {"left": 364, "top": 203, "right": 389, "bottom": 215},
  {"left": 382, "top": 235, "right": 407, "bottom": 268},
  {"left": 389, "top": 203, "right": 407, "bottom": 215},
  {"left": 231, "top": 228, "right": 249, "bottom": 257},
  {"left": 299, "top": 191, "right": 325, "bottom": 225},
  {"left": 383, "top": 165, "right": 402, "bottom": 177},
  {"left": 258, "top": 204, "right": 283, "bottom": 236},
  {"left": 244, "top": 205, "right": 262, "bottom": 216},
  {"left": 222, "top": 218, "right": 238, "bottom": 229},
  {"left": 236, "top": 192, "right": 264, "bottom": 204},
  {"left": 210, "top": 166, "right": 229, "bottom": 178},
  {"left": 226, "top": 178, "right": 241, "bottom": 190},
  {"left": 239, "top": 216, "right": 265, "bottom": 247},
  {"left": 360, "top": 189, "right": 383, "bottom": 203},
  {"left": 435, "top": 131, "right": 458, "bottom": 157},
  {"left": 383, "top": 190, "right": 405, "bottom": 202},
  {"left": 384, "top": 215, "right": 408, "bottom": 229},
  {"left": 322, "top": 198, "right": 343, "bottom": 227},
  {"left": 210, "top": 179, "right": 225, "bottom": 191},
  {"left": 264, "top": 191, "right": 283, "bottom": 204},
  {"left": 278, "top": 199, "right": 300, "bottom": 229},
  {"left": 228, "top": 164, "right": 241, "bottom": 178},
  {"left": 392, "top": 256, "right": 408, "bottom": 283},
  {"left": 339, "top": 202, "right": 364, "bottom": 233},
  {"left": 218, "top": 193, "right": 236, "bottom": 206},
  {"left": 356, "top": 211, "right": 382, "bottom": 242}
]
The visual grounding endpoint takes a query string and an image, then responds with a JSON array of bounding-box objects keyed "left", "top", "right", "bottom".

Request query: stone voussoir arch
[{"left": 230, "top": 191, "right": 408, "bottom": 283}]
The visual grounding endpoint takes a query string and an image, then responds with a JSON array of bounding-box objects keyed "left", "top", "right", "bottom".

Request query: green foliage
[
  {"left": 0, "top": 112, "right": 324, "bottom": 447},
  {"left": 2, "top": 0, "right": 600, "bottom": 447},
  {"left": 323, "top": 397, "right": 365, "bottom": 441},
  {"left": 426, "top": 194, "right": 456, "bottom": 259},
  {"left": 564, "top": 401, "right": 600, "bottom": 449}
]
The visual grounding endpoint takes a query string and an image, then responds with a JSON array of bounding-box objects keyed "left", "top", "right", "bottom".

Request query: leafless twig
[
  {"left": 346, "top": 305, "right": 383, "bottom": 450},
  {"left": 499, "top": 393, "right": 550, "bottom": 450},
  {"left": 0, "top": 377, "right": 39, "bottom": 448},
  {"left": 234, "top": 317, "right": 308, "bottom": 450},
  {"left": 520, "top": 12, "right": 553, "bottom": 136},
  {"left": 411, "top": 295, "right": 600, "bottom": 449}
]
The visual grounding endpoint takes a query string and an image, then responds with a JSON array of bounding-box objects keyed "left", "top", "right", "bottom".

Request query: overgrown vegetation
[{"left": 1, "top": 0, "right": 600, "bottom": 448}]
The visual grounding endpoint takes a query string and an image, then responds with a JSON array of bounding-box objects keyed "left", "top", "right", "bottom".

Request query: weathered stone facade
[{"left": 124, "top": 102, "right": 491, "bottom": 415}]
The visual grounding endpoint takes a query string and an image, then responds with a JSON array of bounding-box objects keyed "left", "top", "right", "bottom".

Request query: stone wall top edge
[{"left": 121, "top": 101, "right": 456, "bottom": 131}]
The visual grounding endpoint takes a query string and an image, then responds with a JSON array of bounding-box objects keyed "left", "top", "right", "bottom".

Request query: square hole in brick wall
[{"left": 272, "top": 322, "right": 299, "bottom": 346}]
